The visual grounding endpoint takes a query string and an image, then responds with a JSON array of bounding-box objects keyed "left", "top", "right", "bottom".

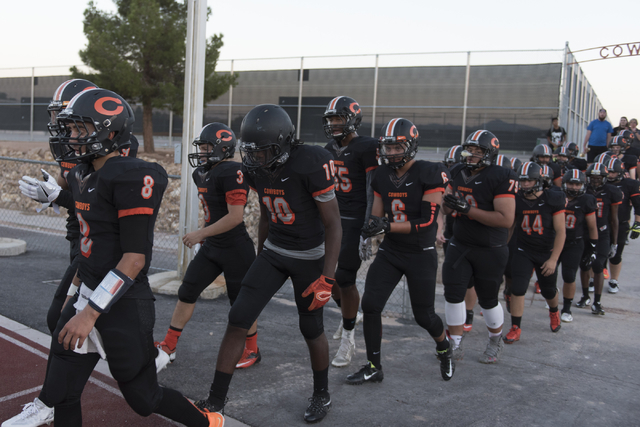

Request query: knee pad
[
  {"left": 481, "top": 304, "right": 504, "bottom": 329},
  {"left": 177, "top": 281, "right": 201, "bottom": 304},
  {"left": 609, "top": 250, "right": 623, "bottom": 265},
  {"left": 562, "top": 267, "right": 577, "bottom": 284},
  {"left": 444, "top": 301, "right": 466, "bottom": 326},
  {"left": 335, "top": 267, "right": 357, "bottom": 289},
  {"left": 540, "top": 287, "right": 558, "bottom": 301},
  {"left": 298, "top": 310, "right": 324, "bottom": 340},
  {"left": 361, "top": 291, "right": 383, "bottom": 316}
]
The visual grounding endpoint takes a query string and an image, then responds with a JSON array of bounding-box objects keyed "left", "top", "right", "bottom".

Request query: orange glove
[{"left": 301, "top": 275, "right": 335, "bottom": 311}]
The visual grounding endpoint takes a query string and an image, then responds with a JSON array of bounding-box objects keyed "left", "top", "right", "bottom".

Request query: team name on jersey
[
  {"left": 565, "top": 209, "right": 575, "bottom": 215},
  {"left": 388, "top": 192, "right": 408, "bottom": 198},
  {"left": 522, "top": 210, "right": 539, "bottom": 214},
  {"left": 198, "top": 187, "right": 207, "bottom": 193},
  {"left": 61, "top": 161, "right": 76, "bottom": 170},
  {"left": 75, "top": 201, "right": 91, "bottom": 211},
  {"left": 264, "top": 188, "right": 285, "bottom": 196},
  {"left": 458, "top": 186, "right": 473, "bottom": 193},
  {"left": 334, "top": 160, "right": 345, "bottom": 166}
]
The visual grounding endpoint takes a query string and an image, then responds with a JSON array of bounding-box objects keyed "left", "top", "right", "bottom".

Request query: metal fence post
[
  {"left": 371, "top": 54, "right": 379, "bottom": 138},
  {"left": 228, "top": 59, "right": 234, "bottom": 127},
  {"left": 30, "top": 68, "right": 35, "bottom": 141},
  {"left": 461, "top": 52, "right": 471, "bottom": 143},
  {"left": 296, "top": 57, "right": 304, "bottom": 140}
]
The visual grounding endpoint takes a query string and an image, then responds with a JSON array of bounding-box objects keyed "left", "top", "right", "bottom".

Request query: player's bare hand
[
  {"left": 540, "top": 259, "right": 557, "bottom": 277},
  {"left": 58, "top": 309, "right": 98, "bottom": 351},
  {"left": 436, "top": 232, "right": 446, "bottom": 246},
  {"left": 182, "top": 231, "right": 203, "bottom": 248}
]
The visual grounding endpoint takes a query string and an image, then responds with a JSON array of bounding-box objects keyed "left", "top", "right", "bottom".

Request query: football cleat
[
  {"left": 1, "top": 398, "right": 54, "bottom": 427},
  {"left": 591, "top": 302, "right": 605, "bottom": 315},
  {"left": 560, "top": 311, "right": 573, "bottom": 323},
  {"left": 345, "top": 362, "right": 384, "bottom": 385},
  {"left": 575, "top": 296, "right": 591, "bottom": 308},
  {"left": 603, "top": 268, "right": 610, "bottom": 280},
  {"left": 535, "top": 281, "right": 541, "bottom": 293},
  {"left": 331, "top": 329, "right": 355, "bottom": 367},
  {"left": 235, "top": 348, "right": 261, "bottom": 369},
  {"left": 608, "top": 280, "right": 619, "bottom": 294},
  {"left": 503, "top": 325, "right": 521, "bottom": 344},
  {"left": 436, "top": 343, "right": 455, "bottom": 381},
  {"left": 479, "top": 335, "right": 504, "bottom": 364},
  {"left": 154, "top": 340, "right": 176, "bottom": 362},
  {"left": 549, "top": 311, "right": 561, "bottom": 332},
  {"left": 303, "top": 394, "right": 331, "bottom": 424},
  {"left": 155, "top": 345, "right": 171, "bottom": 373}
]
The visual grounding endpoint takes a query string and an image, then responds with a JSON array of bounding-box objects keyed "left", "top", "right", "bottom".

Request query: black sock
[
  {"left": 155, "top": 388, "right": 208, "bottom": 427},
  {"left": 208, "top": 370, "right": 233, "bottom": 407},
  {"left": 169, "top": 325, "right": 183, "bottom": 333},
  {"left": 548, "top": 306, "right": 558, "bottom": 313},
  {"left": 334, "top": 299, "right": 341, "bottom": 308},
  {"left": 465, "top": 309, "right": 474, "bottom": 324},
  {"left": 594, "top": 293, "right": 601, "bottom": 304},
  {"left": 436, "top": 338, "right": 450, "bottom": 352},
  {"left": 511, "top": 316, "right": 522, "bottom": 328},
  {"left": 343, "top": 317, "right": 356, "bottom": 331},
  {"left": 562, "top": 298, "right": 572, "bottom": 312},
  {"left": 582, "top": 287, "right": 589, "bottom": 297},
  {"left": 312, "top": 367, "right": 329, "bottom": 396}
]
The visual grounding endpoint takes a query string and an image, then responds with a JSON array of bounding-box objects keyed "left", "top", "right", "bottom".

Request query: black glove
[
  {"left": 630, "top": 221, "right": 640, "bottom": 239},
  {"left": 580, "top": 239, "right": 597, "bottom": 269},
  {"left": 443, "top": 194, "right": 471, "bottom": 214},
  {"left": 361, "top": 216, "right": 391, "bottom": 238}
]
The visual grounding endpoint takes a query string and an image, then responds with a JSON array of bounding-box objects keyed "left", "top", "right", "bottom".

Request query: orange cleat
[
  {"left": 549, "top": 311, "right": 561, "bottom": 333},
  {"left": 235, "top": 348, "right": 262, "bottom": 369},
  {"left": 535, "top": 282, "right": 541, "bottom": 293},
  {"left": 603, "top": 268, "right": 610, "bottom": 279},
  {"left": 503, "top": 325, "right": 521, "bottom": 344}
]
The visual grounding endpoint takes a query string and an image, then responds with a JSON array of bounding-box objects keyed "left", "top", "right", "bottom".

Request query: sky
[{"left": 3, "top": 0, "right": 639, "bottom": 128}]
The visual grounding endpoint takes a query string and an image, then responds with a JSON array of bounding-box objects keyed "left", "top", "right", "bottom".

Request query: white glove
[
  {"left": 358, "top": 236, "right": 372, "bottom": 261},
  {"left": 608, "top": 244, "right": 618, "bottom": 259},
  {"left": 18, "top": 169, "right": 62, "bottom": 212}
]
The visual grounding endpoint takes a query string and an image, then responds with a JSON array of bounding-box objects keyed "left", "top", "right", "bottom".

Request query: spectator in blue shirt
[{"left": 583, "top": 108, "right": 613, "bottom": 163}]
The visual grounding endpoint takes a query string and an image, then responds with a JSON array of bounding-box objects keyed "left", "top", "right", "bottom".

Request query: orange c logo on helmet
[
  {"left": 94, "top": 97, "right": 123, "bottom": 115},
  {"left": 216, "top": 129, "right": 233, "bottom": 141},
  {"left": 491, "top": 138, "right": 499, "bottom": 149},
  {"left": 410, "top": 125, "right": 418, "bottom": 138},
  {"left": 349, "top": 102, "right": 361, "bottom": 114}
]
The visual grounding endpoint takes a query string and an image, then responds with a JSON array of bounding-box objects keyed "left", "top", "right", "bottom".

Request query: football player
[
  {"left": 40, "top": 89, "right": 222, "bottom": 427},
  {"left": 155, "top": 123, "right": 259, "bottom": 368},
  {"left": 345, "top": 118, "right": 454, "bottom": 385},
  {"left": 576, "top": 163, "right": 622, "bottom": 315},
  {"left": 503, "top": 162, "right": 566, "bottom": 343},
  {"left": 558, "top": 170, "right": 598, "bottom": 322},
  {"left": 441, "top": 130, "right": 517, "bottom": 364},
  {"left": 322, "top": 96, "right": 377, "bottom": 367},
  {"left": 603, "top": 158, "right": 640, "bottom": 293},
  {"left": 195, "top": 104, "right": 342, "bottom": 424},
  {"left": 531, "top": 144, "right": 562, "bottom": 187},
  {"left": 608, "top": 135, "right": 637, "bottom": 180}
]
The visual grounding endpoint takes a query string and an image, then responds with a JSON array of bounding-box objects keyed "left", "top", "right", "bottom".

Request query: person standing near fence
[
  {"left": 155, "top": 123, "right": 260, "bottom": 368},
  {"left": 582, "top": 109, "right": 613, "bottom": 163},
  {"left": 345, "top": 118, "right": 454, "bottom": 386},
  {"left": 546, "top": 118, "right": 567, "bottom": 150},
  {"left": 322, "top": 96, "right": 378, "bottom": 368},
  {"left": 441, "top": 130, "right": 517, "bottom": 364}
]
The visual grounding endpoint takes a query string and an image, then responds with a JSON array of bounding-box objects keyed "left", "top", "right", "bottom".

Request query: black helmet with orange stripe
[
  {"left": 462, "top": 129, "right": 500, "bottom": 170},
  {"left": 531, "top": 144, "right": 554, "bottom": 165},
  {"left": 517, "top": 161, "right": 544, "bottom": 195},
  {"left": 493, "top": 154, "right": 512, "bottom": 169},
  {"left": 510, "top": 157, "right": 523, "bottom": 172},
  {"left": 378, "top": 118, "right": 419, "bottom": 169},
  {"left": 322, "top": 96, "right": 363, "bottom": 142},
  {"left": 604, "top": 157, "right": 624, "bottom": 183},
  {"left": 618, "top": 130, "right": 633, "bottom": 149},
  {"left": 54, "top": 88, "right": 134, "bottom": 163},
  {"left": 443, "top": 145, "right": 463, "bottom": 168},
  {"left": 561, "top": 168, "right": 586, "bottom": 197},
  {"left": 189, "top": 123, "right": 237, "bottom": 169},
  {"left": 539, "top": 164, "right": 554, "bottom": 189},
  {"left": 585, "top": 162, "right": 608, "bottom": 191}
]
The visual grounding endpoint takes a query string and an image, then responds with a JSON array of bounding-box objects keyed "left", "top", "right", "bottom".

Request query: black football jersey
[
  {"left": 611, "top": 178, "right": 640, "bottom": 223},
  {"left": 515, "top": 189, "right": 566, "bottom": 252},
  {"left": 59, "top": 159, "right": 82, "bottom": 241},
  {"left": 449, "top": 164, "right": 518, "bottom": 247},
  {"left": 192, "top": 161, "right": 249, "bottom": 246},
  {"left": 547, "top": 161, "right": 562, "bottom": 186},
  {"left": 564, "top": 193, "right": 597, "bottom": 241},
  {"left": 67, "top": 156, "right": 168, "bottom": 298},
  {"left": 618, "top": 154, "right": 638, "bottom": 178},
  {"left": 371, "top": 161, "right": 450, "bottom": 253},
  {"left": 324, "top": 136, "right": 378, "bottom": 218},
  {"left": 586, "top": 184, "right": 623, "bottom": 234},
  {"left": 245, "top": 145, "right": 335, "bottom": 251}
]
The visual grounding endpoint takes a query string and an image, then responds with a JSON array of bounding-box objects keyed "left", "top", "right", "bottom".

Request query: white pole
[
  {"left": 30, "top": 68, "right": 35, "bottom": 141},
  {"left": 371, "top": 54, "right": 379, "bottom": 138},
  {"left": 169, "top": 109, "right": 173, "bottom": 146},
  {"left": 177, "top": 0, "right": 207, "bottom": 278},
  {"left": 558, "top": 42, "right": 569, "bottom": 130},
  {"left": 461, "top": 52, "right": 471, "bottom": 143},
  {"left": 296, "top": 57, "right": 304, "bottom": 140},
  {"left": 227, "top": 59, "right": 234, "bottom": 127}
]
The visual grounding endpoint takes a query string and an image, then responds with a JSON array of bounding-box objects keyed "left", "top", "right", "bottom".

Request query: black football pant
[
  {"left": 442, "top": 238, "right": 508, "bottom": 309},
  {"left": 609, "top": 221, "right": 629, "bottom": 265},
  {"left": 361, "top": 247, "right": 444, "bottom": 364},
  {"left": 335, "top": 217, "right": 364, "bottom": 289},
  {"left": 44, "top": 297, "right": 207, "bottom": 427},
  {"left": 511, "top": 248, "right": 558, "bottom": 301},
  {"left": 559, "top": 239, "right": 584, "bottom": 283}
]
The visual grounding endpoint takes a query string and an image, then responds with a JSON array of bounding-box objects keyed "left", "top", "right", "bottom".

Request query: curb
[{"left": 0, "top": 238, "right": 27, "bottom": 256}]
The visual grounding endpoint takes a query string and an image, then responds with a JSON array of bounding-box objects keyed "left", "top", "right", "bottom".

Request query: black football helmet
[
  {"left": 378, "top": 118, "right": 419, "bottom": 169},
  {"left": 322, "top": 96, "right": 362, "bottom": 142},
  {"left": 618, "top": 130, "right": 633, "bottom": 148},
  {"left": 462, "top": 130, "right": 500, "bottom": 170},
  {"left": 531, "top": 144, "right": 553, "bottom": 165},
  {"left": 443, "top": 145, "right": 463, "bottom": 168},
  {"left": 594, "top": 152, "right": 613, "bottom": 165},
  {"left": 493, "top": 154, "right": 512, "bottom": 169},
  {"left": 586, "top": 162, "right": 608, "bottom": 191},
  {"left": 188, "top": 123, "right": 237, "bottom": 168},
  {"left": 539, "top": 164, "right": 554, "bottom": 189},
  {"left": 564, "top": 142, "right": 579, "bottom": 158},
  {"left": 510, "top": 157, "right": 523, "bottom": 172},
  {"left": 239, "top": 104, "right": 296, "bottom": 179},
  {"left": 517, "top": 161, "right": 544, "bottom": 195},
  {"left": 54, "top": 88, "right": 134, "bottom": 164},
  {"left": 555, "top": 145, "right": 573, "bottom": 167},
  {"left": 609, "top": 136, "right": 627, "bottom": 156},
  {"left": 561, "top": 168, "right": 587, "bottom": 198},
  {"left": 604, "top": 157, "right": 624, "bottom": 183}
]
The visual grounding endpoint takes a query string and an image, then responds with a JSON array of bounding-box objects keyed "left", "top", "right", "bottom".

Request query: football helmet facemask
[
  {"left": 378, "top": 118, "right": 419, "bottom": 169},
  {"left": 54, "top": 89, "right": 134, "bottom": 164},
  {"left": 240, "top": 104, "right": 296, "bottom": 180},
  {"left": 188, "top": 123, "right": 237, "bottom": 168},
  {"left": 322, "top": 96, "right": 362, "bottom": 142}
]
